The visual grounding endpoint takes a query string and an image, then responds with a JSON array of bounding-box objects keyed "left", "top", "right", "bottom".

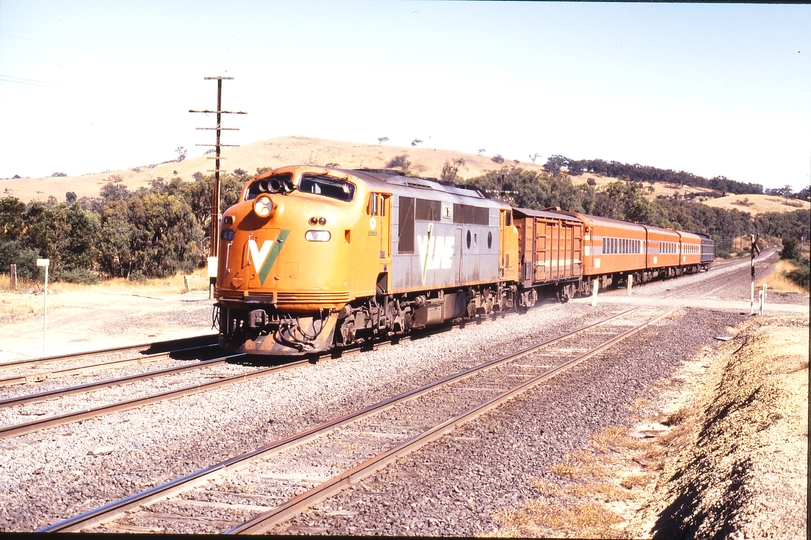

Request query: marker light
[
  {"left": 305, "top": 230, "right": 331, "bottom": 242},
  {"left": 253, "top": 195, "right": 273, "bottom": 218}
]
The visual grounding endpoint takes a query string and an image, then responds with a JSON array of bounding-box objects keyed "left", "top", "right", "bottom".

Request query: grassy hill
[{"left": 2, "top": 135, "right": 808, "bottom": 216}]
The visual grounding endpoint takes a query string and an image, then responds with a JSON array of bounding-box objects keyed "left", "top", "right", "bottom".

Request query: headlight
[
  {"left": 305, "top": 230, "right": 331, "bottom": 242},
  {"left": 253, "top": 195, "right": 273, "bottom": 218}
]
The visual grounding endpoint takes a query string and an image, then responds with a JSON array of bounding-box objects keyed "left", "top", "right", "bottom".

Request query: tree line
[
  {"left": 461, "top": 166, "right": 809, "bottom": 259},
  {"left": 542, "top": 155, "right": 772, "bottom": 197},
  {"left": 0, "top": 164, "right": 808, "bottom": 284},
  {"left": 0, "top": 171, "right": 252, "bottom": 283}
]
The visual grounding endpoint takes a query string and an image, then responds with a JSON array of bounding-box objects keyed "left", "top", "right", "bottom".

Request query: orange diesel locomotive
[
  {"left": 215, "top": 165, "right": 518, "bottom": 355},
  {"left": 214, "top": 166, "right": 714, "bottom": 356}
]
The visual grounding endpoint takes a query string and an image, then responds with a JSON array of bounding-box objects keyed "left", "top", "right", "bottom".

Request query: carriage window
[{"left": 299, "top": 173, "right": 356, "bottom": 202}]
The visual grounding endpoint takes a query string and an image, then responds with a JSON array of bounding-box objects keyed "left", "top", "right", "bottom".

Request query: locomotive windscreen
[{"left": 299, "top": 173, "right": 356, "bottom": 202}]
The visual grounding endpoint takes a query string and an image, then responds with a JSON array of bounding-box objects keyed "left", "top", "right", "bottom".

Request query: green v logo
[{"left": 248, "top": 230, "right": 290, "bottom": 284}]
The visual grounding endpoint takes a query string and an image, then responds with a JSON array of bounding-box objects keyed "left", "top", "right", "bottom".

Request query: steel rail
[
  {"left": 40, "top": 272, "right": 736, "bottom": 533},
  {"left": 0, "top": 343, "right": 221, "bottom": 388},
  {"left": 0, "top": 354, "right": 226, "bottom": 410},
  {"left": 0, "top": 333, "right": 217, "bottom": 371},
  {"left": 0, "top": 353, "right": 321, "bottom": 440}
]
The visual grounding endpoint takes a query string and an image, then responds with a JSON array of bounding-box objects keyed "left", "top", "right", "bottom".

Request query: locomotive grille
[
  {"left": 216, "top": 289, "right": 247, "bottom": 300},
  {"left": 276, "top": 291, "right": 351, "bottom": 304}
]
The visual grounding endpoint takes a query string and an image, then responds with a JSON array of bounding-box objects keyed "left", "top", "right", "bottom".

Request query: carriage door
[{"left": 535, "top": 219, "right": 547, "bottom": 282}]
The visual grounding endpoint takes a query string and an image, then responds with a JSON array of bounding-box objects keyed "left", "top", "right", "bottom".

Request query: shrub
[
  {"left": 780, "top": 237, "right": 801, "bottom": 260},
  {"left": 0, "top": 240, "right": 39, "bottom": 280},
  {"left": 129, "top": 270, "right": 148, "bottom": 282},
  {"left": 786, "top": 257, "right": 810, "bottom": 291},
  {"left": 57, "top": 268, "right": 101, "bottom": 285},
  {"left": 386, "top": 155, "right": 411, "bottom": 170}
]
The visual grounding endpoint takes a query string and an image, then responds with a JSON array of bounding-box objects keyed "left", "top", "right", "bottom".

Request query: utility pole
[{"left": 190, "top": 76, "right": 246, "bottom": 296}]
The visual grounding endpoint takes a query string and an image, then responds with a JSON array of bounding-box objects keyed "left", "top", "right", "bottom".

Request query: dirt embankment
[{"left": 637, "top": 316, "right": 808, "bottom": 538}]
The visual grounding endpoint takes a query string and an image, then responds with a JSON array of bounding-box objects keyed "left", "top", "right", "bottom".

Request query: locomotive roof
[
  {"left": 344, "top": 168, "right": 486, "bottom": 199},
  {"left": 256, "top": 165, "right": 500, "bottom": 208}
]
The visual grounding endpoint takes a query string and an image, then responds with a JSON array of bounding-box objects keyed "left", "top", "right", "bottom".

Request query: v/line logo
[
  {"left": 417, "top": 223, "right": 455, "bottom": 283},
  {"left": 248, "top": 230, "right": 290, "bottom": 284}
]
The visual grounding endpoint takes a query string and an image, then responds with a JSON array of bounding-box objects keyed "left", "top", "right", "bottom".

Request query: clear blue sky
[{"left": 1, "top": 1, "right": 809, "bottom": 192}]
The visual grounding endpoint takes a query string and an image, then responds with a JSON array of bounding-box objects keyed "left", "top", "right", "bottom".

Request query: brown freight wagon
[{"left": 512, "top": 207, "right": 583, "bottom": 305}]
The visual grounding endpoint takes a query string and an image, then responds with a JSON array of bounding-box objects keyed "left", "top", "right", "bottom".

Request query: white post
[
  {"left": 762, "top": 283, "right": 767, "bottom": 304},
  {"left": 750, "top": 281, "right": 755, "bottom": 316},
  {"left": 627, "top": 274, "right": 633, "bottom": 296},
  {"left": 37, "top": 259, "right": 50, "bottom": 357},
  {"left": 207, "top": 256, "right": 218, "bottom": 300},
  {"left": 758, "top": 290, "right": 764, "bottom": 316},
  {"left": 591, "top": 280, "right": 599, "bottom": 307}
]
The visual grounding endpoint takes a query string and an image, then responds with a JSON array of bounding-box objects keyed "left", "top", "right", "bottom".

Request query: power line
[{"left": 0, "top": 74, "right": 60, "bottom": 88}]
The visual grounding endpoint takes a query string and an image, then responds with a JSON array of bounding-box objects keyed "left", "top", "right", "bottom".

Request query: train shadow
[{"left": 228, "top": 353, "right": 320, "bottom": 368}]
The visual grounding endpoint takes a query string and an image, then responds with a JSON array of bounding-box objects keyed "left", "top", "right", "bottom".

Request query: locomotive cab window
[{"left": 299, "top": 173, "right": 356, "bottom": 202}]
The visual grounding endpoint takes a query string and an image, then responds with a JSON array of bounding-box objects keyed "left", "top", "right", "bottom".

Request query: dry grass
[
  {"left": 702, "top": 193, "right": 811, "bottom": 216},
  {"left": 757, "top": 259, "right": 808, "bottom": 293},
  {"left": 491, "top": 499, "right": 626, "bottom": 538},
  {"left": 1, "top": 136, "right": 547, "bottom": 204},
  {"left": 589, "top": 426, "right": 647, "bottom": 453},
  {"left": 0, "top": 268, "right": 209, "bottom": 295},
  {"left": 0, "top": 269, "right": 209, "bottom": 321}
]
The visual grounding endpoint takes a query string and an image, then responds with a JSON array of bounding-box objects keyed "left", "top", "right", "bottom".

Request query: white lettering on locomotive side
[
  {"left": 248, "top": 239, "right": 274, "bottom": 271},
  {"left": 417, "top": 235, "right": 455, "bottom": 271}
]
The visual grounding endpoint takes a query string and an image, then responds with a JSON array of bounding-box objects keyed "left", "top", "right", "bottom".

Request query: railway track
[
  {"left": 0, "top": 334, "right": 218, "bottom": 388},
  {"left": 40, "top": 269, "right": 736, "bottom": 534}
]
